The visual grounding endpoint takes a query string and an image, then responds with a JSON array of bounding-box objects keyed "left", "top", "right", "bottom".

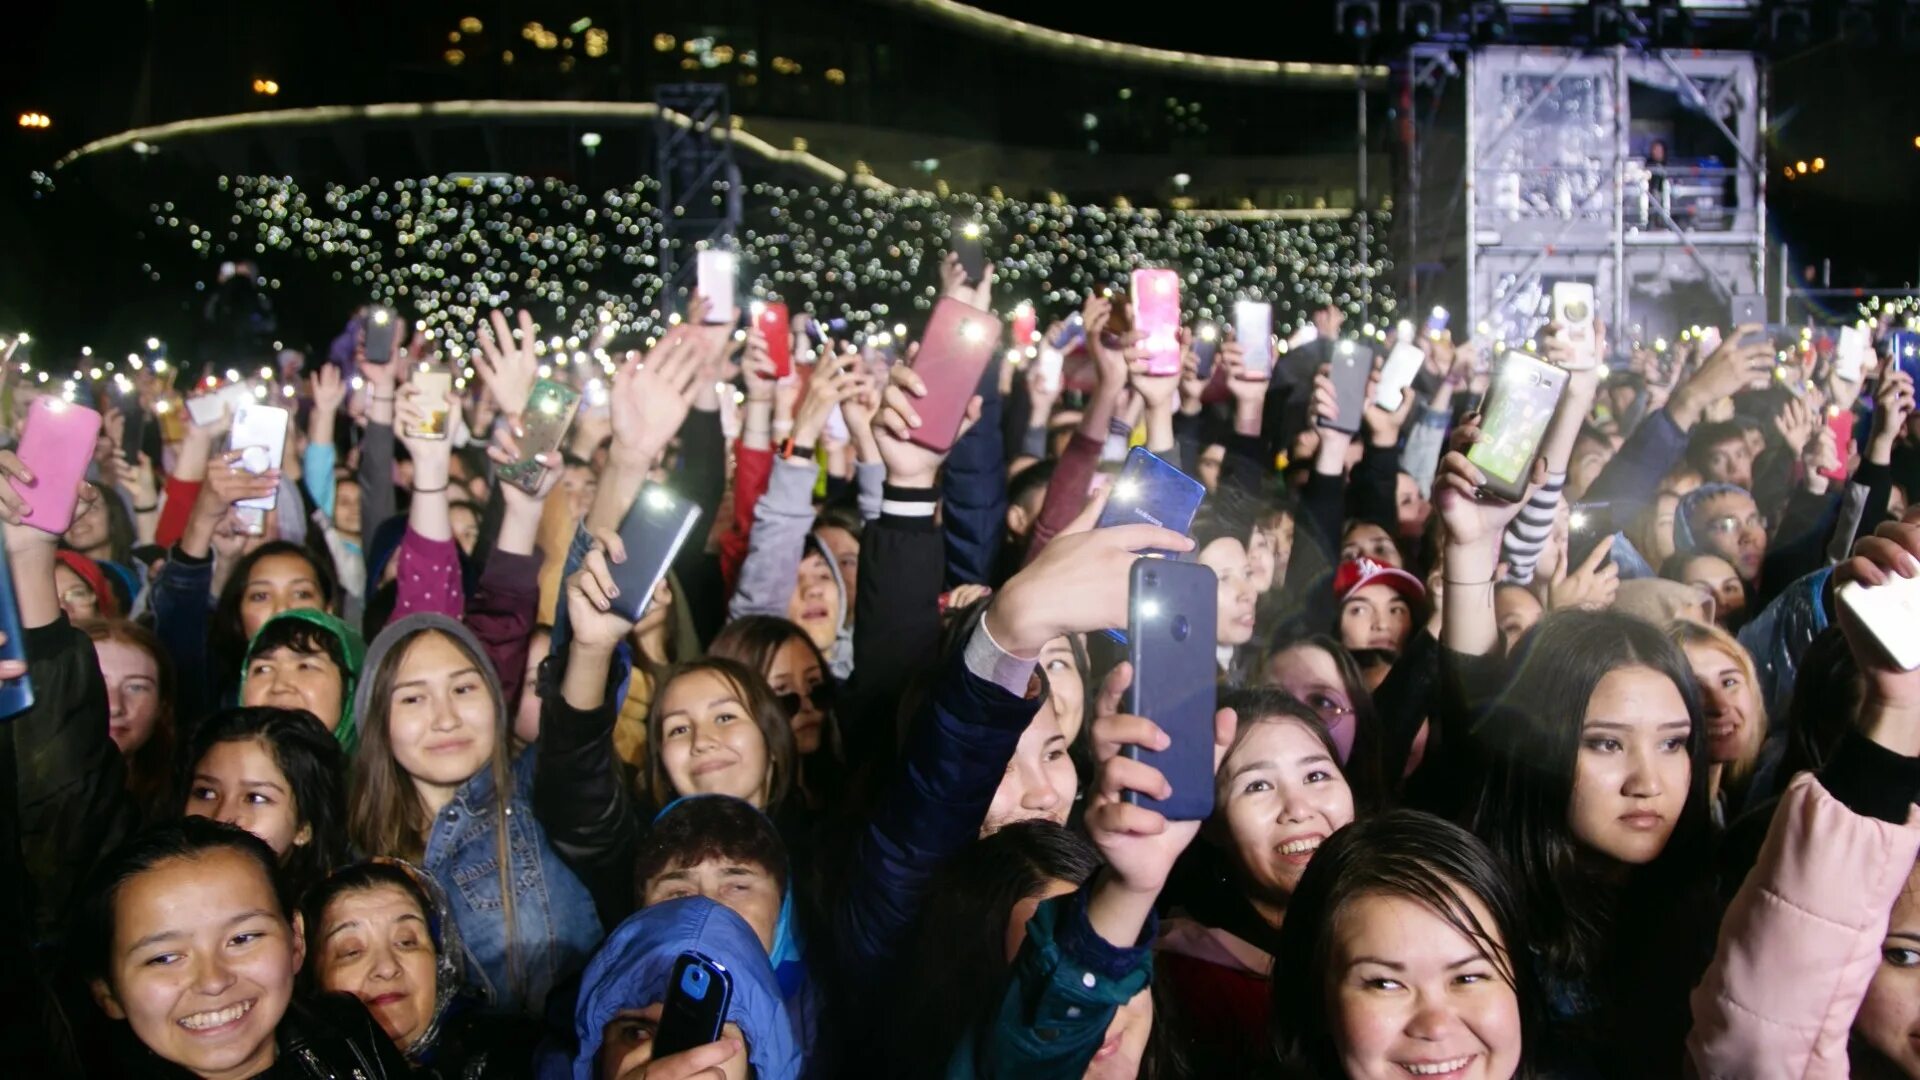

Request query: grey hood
[{"left": 353, "top": 612, "right": 509, "bottom": 747}]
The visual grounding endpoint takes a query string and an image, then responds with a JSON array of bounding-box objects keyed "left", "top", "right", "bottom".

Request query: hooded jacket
[
  {"left": 560, "top": 897, "right": 800, "bottom": 1080},
  {"left": 729, "top": 456, "right": 860, "bottom": 679},
  {"left": 356, "top": 613, "right": 602, "bottom": 1017},
  {"left": 243, "top": 608, "right": 367, "bottom": 753}
]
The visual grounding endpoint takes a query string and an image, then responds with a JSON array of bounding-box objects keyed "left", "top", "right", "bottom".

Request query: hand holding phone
[
  {"left": 1132, "top": 269, "right": 1182, "bottom": 377},
  {"left": 953, "top": 221, "right": 987, "bottom": 286},
  {"left": 14, "top": 398, "right": 103, "bottom": 534},
  {"left": 1465, "top": 350, "right": 1571, "bottom": 502},
  {"left": 1120, "top": 558, "right": 1220, "bottom": 820},
  {"left": 405, "top": 370, "right": 454, "bottom": 439},
  {"left": 228, "top": 404, "right": 290, "bottom": 511},
  {"left": 696, "top": 251, "right": 737, "bottom": 324},
  {"left": 362, "top": 305, "right": 402, "bottom": 364},
  {"left": 1234, "top": 302, "right": 1274, "bottom": 378},
  {"left": 755, "top": 302, "right": 792, "bottom": 379},
  {"left": 1321, "top": 341, "right": 1372, "bottom": 435},
  {"left": 652, "top": 952, "right": 736, "bottom": 1060},
  {"left": 1552, "top": 282, "right": 1597, "bottom": 368},
  {"left": 904, "top": 298, "right": 1002, "bottom": 453},
  {"left": 498, "top": 379, "right": 582, "bottom": 493}
]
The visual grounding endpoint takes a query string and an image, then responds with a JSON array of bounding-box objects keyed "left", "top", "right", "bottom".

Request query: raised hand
[
  {"left": 792, "top": 348, "right": 874, "bottom": 449},
  {"left": 608, "top": 325, "right": 704, "bottom": 471},
  {"left": 1435, "top": 417, "right": 1545, "bottom": 553},
  {"left": 393, "top": 384, "right": 459, "bottom": 466},
  {"left": 939, "top": 251, "right": 995, "bottom": 311},
  {"left": 873, "top": 352, "right": 979, "bottom": 489},
  {"left": 309, "top": 364, "right": 348, "bottom": 416},
  {"left": 565, "top": 530, "right": 639, "bottom": 651},
  {"left": 1773, "top": 396, "right": 1816, "bottom": 457},
  {"left": 1870, "top": 368, "right": 1915, "bottom": 464},
  {"left": 474, "top": 308, "right": 541, "bottom": 417},
  {"left": 1672, "top": 326, "right": 1774, "bottom": 427},
  {"left": 1550, "top": 532, "right": 1620, "bottom": 611},
  {"left": 1834, "top": 507, "right": 1920, "bottom": 755}
]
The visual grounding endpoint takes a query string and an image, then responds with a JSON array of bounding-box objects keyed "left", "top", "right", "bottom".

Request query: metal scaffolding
[{"left": 653, "top": 83, "right": 742, "bottom": 303}]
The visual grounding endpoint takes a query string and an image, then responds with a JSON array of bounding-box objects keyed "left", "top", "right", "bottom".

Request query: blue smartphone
[
  {"left": 1122, "top": 558, "right": 1219, "bottom": 821},
  {"left": 609, "top": 486, "right": 704, "bottom": 624},
  {"left": 1049, "top": 313, "right": 1086, "bottom": 352},
  {"left": 0, "top": 547, "right": 34, "bottom": 718},
  {"left": 652, "top": 951, "right": 734, "bottom": 1059},
  {"left": 1193, "top": 323, "right": 1220, "bottom": 379},
  {"left": 1095, "top": 447, "right": 1206, "bottom": 551},
  {"left": 1890, "top": 330, "right": 1920, "bottom": 385}
]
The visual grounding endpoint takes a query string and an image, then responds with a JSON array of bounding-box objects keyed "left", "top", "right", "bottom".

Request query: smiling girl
[{"left": 642, "top": 657, "right": 796, "bottom": 814}]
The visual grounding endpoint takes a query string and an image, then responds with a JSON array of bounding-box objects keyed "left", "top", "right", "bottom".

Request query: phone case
[
  {"left": 363, "top": 307, "right": 401, "bottom": 363},
  {"left": 1822, "top": 409, "right": 1856, "bottom": 484},
  {"left": 408, "top": 371, "right": 453, "bottom": 439},
  {"left": 610, "top": 485, "right": 704, "bottom": 623},
  {"left": 1466, "top": 351, "right": 1571, "bottom": 502},
  {"left": 185, "top": 382, "right": 253, "bottom": 428},
  {"left": 1048, "top": 316, "right": 1086, "bottom": 352},
  {"left": 906, "top": 298, "right": 1003, "bottom": 453},
  {"left": 1552, "top": 282, "right": 1596, "bottom": 364},
  {"left": 499, "top": 379, "right": 581, "bottom": 493},
  {"left": 1012, "top": 305, "right": 1038, "bottom": 349},
  {"left": 155, "top": 394, "right": 188, "bottom": 443},
  {"left": 954, "top": 224, "right": 986, "bottom": 285},
  {"left": 1376, "top": 342, "right": 1425, "bottom": 410},
  {"left": 229, "top": 404, "right": 289, "bottom": 511},
  {"left": 1235, "top": 302, "right": 1274, "bottom": 377},
  {"left": 652, "top": 952, "right": 735, "bottom": 1059},
  {"left": 14, "top": 398, "right": 103, "bottom": 535},
  {"left": 1192, "top": 324, "right": 1220, "bottom": 379},
  {"left": 0, "top": 542, "right": 34, "bottom": 718},
  {"left": 697, "top": 251, "right": 736, "bottom": 323},
  {"left": 1839, "top": 577, "right": 1920, "bottom": 671},
  {"left": 1889, "top": 330, "right": 1920, "bottom": 385},
  {"left": 1132, "top": 269, "right": 1182, "bottom": 377},
  {"left": 1324, "top": 341, "right": 1372, "bottom": 435},
  {"left": 1123, "top": 558, "right": 1220, "bottom": 821},
  {"left": 1037, "top": 347, "right": 1065, "bottom": 394},
  {"left": 1096, "top": 448, "right": 1206, "bottom": 553},
  {"left": 756, "top": 302, "right": 792, "bottom": 379},
  {"left": 1730, "top": 294, "right": 1766, "bottom": 329}
]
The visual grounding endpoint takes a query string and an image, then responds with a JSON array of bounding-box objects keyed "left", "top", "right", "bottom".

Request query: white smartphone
[
  {"left": 1235, "top": 301, "right": 1274, "bottom": 377},
  {"left": 1037, "top": 346, "right": 1064, "bottom": 394},
  {"left": 697, "top": 250, "right": 737, "bottom": 324},
  {"left": 408, "top": 370, "right": 453, "bottom": 439},
  {"left": 229, "top": 404, "right": 289, "bottom": 511},
  {"left": 1376, "top": 340, "right": 1426, "bottom": 411},
  {"left": 1838, "top": 576, "right": 1920, "bottom": 671},
  {"left": 1552, "top": 282, "right": 1597, "bottom": 366},
  {"left": 1836, "top": 326, "right": 1870, "bottom": 383},
  {"left": 824, "top": 403, "right": 849, "bottom": 444},
  {"left": 186, "top": 382, "right": 254, "bottom": 427}
]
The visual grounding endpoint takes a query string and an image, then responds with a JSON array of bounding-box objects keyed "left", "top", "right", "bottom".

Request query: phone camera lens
[
  {"left": 1171, "top": 615, "right": 1191, "bottom": 642},
  {"left": 1143, "top": 570, "right": 1159, "bottom": 587}
]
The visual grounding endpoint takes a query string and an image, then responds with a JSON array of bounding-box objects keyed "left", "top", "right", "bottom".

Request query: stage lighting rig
[
  {"left": 1337, "top": 0, "right": 1381, "bottom": 41},
  {"left": 1399, "top": 0, "right": 1445, "bottom": 39}
]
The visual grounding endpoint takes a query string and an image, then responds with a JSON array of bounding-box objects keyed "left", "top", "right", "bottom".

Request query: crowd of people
[{"left": 4, "top": 246, "right": 1920, "bottom": 1080}]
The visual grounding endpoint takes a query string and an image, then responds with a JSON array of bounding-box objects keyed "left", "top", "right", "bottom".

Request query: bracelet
[
  {"left": 412, "top": 482, "right": 450, "bottom": 494},
  {"left": 370, "top": 393, "right": 396, "bottom": 403},
  {"left": 1443, "top": 576, "right": 1496, "bottom": 587},
  {"left": 134, "top": 503, "right": 158, "bottom": 513}
]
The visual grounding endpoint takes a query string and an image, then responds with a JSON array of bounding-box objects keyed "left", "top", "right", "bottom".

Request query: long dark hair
[
  {"left": 642, "top": 657, "right": 797, "bottom": 812},
  {"left": 1271, "top": 810, "right": 1542, "bottom": 1080},
  {"left": 1465, "top": 611, "right": 1712, "bottom": 1020},
  {"left": 176, "top": 706, "right": 351, "bottom": 903},
  {"left": 1256, "top": 631, "right": 1388, "bottom": 786},
  {"left": 708, "top": 614, "right": 843, "bottom": 762},
  {"left": 211, "top": 541, "right": 337, "bottom": 678}
]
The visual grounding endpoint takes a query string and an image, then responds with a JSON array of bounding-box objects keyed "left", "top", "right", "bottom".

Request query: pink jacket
[{"left": 1688, "top": 771, "right": 1920, "bottom": 1079}]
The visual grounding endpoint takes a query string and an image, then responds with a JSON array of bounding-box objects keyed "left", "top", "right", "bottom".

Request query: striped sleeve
[{"left": 1501, "top": 471, "right": 1566, "bottom": 586}]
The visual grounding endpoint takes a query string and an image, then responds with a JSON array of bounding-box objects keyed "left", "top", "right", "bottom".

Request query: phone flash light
[
  {"left": 1199, "top": 324, "right": 1218, "bottom": 342},
  {"left": 643, "top": 488, "right": 674, "bottom": 511},
  {"left": 372, "top": 310, "right": 390, "bottom": 326},
  {"left": 537, "top": 364, "right": 553, "bottom": 378},
  {"left": 282, "top": 385, "right": 295, "bottom": 398},
  {"left": 154, "top": 400, "right": 169, "bottom": 414},
  {"left": 351, "top": 376, "right": 364, "bottom": 390},
  {"left": 960, "top": 321, "right": 987, "bottom": 343},
  {"left": 1138, "top": 599, "right": 1162, "bottom": 620},
  {"left": 253, "top": 386, "right": 267, "bottom": 399},
  {"left": 1114, "top": 478, "right": 1140, "bottom": 502},
  {"left": 961, "top": 222, "right": 981, "bottom": 239},
  {"left": 14, "top": 332, "right": 27, "bottom": 344},
  {"left": 1829, "top": 406, "right": 1842, "bottom": 417},
  {"left": 537, "top": 397, "right": 561, "bottom": 415},
  {"left": 1570, "top": 511, "right": 1589, "bottom": 530},
  {"left": 1339, "top": 341, "right": 1354, "bottom": 354}
]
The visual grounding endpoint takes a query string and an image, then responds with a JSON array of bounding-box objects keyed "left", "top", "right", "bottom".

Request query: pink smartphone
[
  {"left": 1132, "top": 268, "right": 1182, "bottom": 376},
  {"left": 15, "top": 397, "right": 103, "bottom": 534},
  {"left": 907, "top": 298, "right": 1003, "bottom": 453}
]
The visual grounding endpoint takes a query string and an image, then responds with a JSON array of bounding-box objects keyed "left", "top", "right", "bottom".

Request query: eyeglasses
[
  {"left": 60, "top": 584, "right": 96, "bottom": 606},
  {"left": 776, "top": 680, "right": 836, "bottom": 718},
  {"left": 1703, "top": 513, "right": 1766, "bottom": 536}
]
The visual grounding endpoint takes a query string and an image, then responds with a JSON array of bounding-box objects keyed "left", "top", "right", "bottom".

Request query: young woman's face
[
  {"left": 239, "top": 553, "right": 326, "bottom": 638},
  {"left": 1261, "top": 514, "right": 1296, "bottom": 591},
  {"left": 334, "top": 480, "right": 363, "bottom": 535},
  {"left": 66, "top": 485, "right": 110, "bottom": 552},
  {"left": 55, "top": 562, "right": 99, "bottom": 621},
  {"left": 1680, "top": 554, "right": 1746, "bottom": 626},
  {"left": 1855, "top": 866, "right": 1920, "bottom": 1078},
  {"left": 658, "top": 670, "right": 772, "bottom": 807},
  {"left": 1330, "top": 890, "right": 1523, "bottom": 1080},
  {"left": 385, "top": 632, "right": 498, "bottom": 795},
  {"left": 1263, "top": 645, "right": 1356, "bottom": 739},
  {"left": 1395, "top": 472, "right": 1431, "bottom": 539},
  {"left": 784, "top": 551, "right": 841, "bottom": 652},
  {"left": 764, "top": 636, "right": 827, "bottom": 756},
  {"left": 448, "top": 503, "right": 480, "bottom": 555},
  {"left": 814, "top": 525, "right": 861, "bottom": 615},
  {"left": 1220, "top": 720, "right": 1355, "bottom": 907},
  {"left": 1341, "top": 523, "right": 1402, "bottom": 569},
  {"left": 598, "top": 1007, "right": 748, "bottom": 1080},
  {"left": 1681, "top": 642, "right": 1761, "bottom": 767},
  {"left": 1199, "top": 537, "right": 1258, "bottom": 647},
  {"left": 1247, "top": 526, "right": 1277, "bottom": 594},
  {"left": 641, "top": 857, "right": 783, "bottom": 954},
  {"left": 982, "top": 709, "right": 1076, "bottom": 836},
  {"left": 1493, "top": 587, "right": 1543, "bottom": 655},
  {"left": 184, "top": 738, "right": 311, "bottom": 857},
  {"left": 313, "top": 884, "right": 438, "bottom": 1052},
  {"left": 1038, "top": 635, "right": 1086, "bottom": 744},
  {"left": 98, "top": 638, "right": 162, "bottom": 757},
  {"left": 1570, "top": 665, "right": 1692, "bottom": 866},
  {"left": 242, "top": 645, "right": 344, "bottom": 731},
  {"left": 1341, "top": 584, "right": 1413, "bottom": 655},
  {"left": 93, "top": 849, "right": 302, "bottom": 1080}
]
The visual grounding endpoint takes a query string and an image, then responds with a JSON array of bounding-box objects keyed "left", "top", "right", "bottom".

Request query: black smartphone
[
  {"left": 1322, "top": 340, "right": 1372, "bottom": 435},
  {"left": 954, "top": 221, "right": 986, "bottom": 286},
  {"left": 363, "top": 306, "right": 401, "bottom": 364},
  {"left": 651, "top": 952, "right": 734, "bottom": 1059},
  {"left": 609, "top": 485, "right": 704, "bottom": 623},
  {"left": 1567, "top": 502, "right": 1614, "bottom": 572},
  {"left": 115, "top": 387, "right": 148, "bottom": 466},
  {"left": 1730, "top": 293, "right": 1766, "bottom": 329},
  {"left": 1122, "top": 558, "right": 1219, "bottom": 821},
  {"left": 1466, "top": 350, "right": 1571, "bottom": 503},
  {"left": 0, "top": 543, "right": 34, "bottom": 719}
]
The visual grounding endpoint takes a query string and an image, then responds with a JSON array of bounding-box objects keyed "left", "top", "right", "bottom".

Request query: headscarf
[
  {"left": 376, "top": 858, "right": 470, "bottom": 1064},
  {"left": 242, "top": 608, "right": 367, "bottom": 753}
]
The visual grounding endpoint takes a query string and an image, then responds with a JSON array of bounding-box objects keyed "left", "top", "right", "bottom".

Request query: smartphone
[
  {"left": 755, "top": 301, "right": 792, "bottom": 379},
  {"left": 363, "top": 306, "right": 401, "bottom": 364},
  {"left": 1376, "top": 340, "right": 1425, "bottom": 411},
  {"left": 1838, "top": 575, "right": 1920, "bottom": 671},
  {"left": 1426, "top": 305, "right": 1451, "bottom": 337},
  {"left": 652, "top": 952, "right": 735, "bottom": 1059},
  {"left": 498, "top": 379, "right": 581, "bottom": 493},
  {"left": 1192, "top": 323, "right": 1220, "bottom": 379},
  {"left": 609, "top": 485, "right": 704, "bottom": 623},
  {"left": 1552, "top": 282, "right": 1597, "bottom": 366},
  {"left": 229, "top": 404, "right": 289, "bottom": 512},
  {"left": 407, "top": 370, "right": 453, "bottom": 439},
  {"left": 1012, "top": 304, "right": 1037, "bottom": 351},
  {"left": 1096, "top": 448, "right": 1207, "bottom": 554},
  {"left": 906, "top": 298, "right": 1003, "bottom": 453},
  {"left": 13, "top": 398, "right": 102, "bottom": 535},
  {"left": 185, "top": 381, "right": 254, "bottom": 428},
  {"left": 1122, "top": 558, "right": 1219, "bottom": 821},
  {"left": 1322, "top": 340, "right": 1371, "bottom": 435},
  {"left": 1822, "top": 407, "right": 1856, "bottom": 485},
  {"left": 1730, "top": 293, "right": 1766, "bottom": 330},
  {"left": 1048, "top": 313, "right": 1086, "bottom": 352},
  {"left": 1037, "top": 346, "right": 1064, "bottom": 394},
  {"left": 1132, "top": 269, "right": 1182, "bottom": 377},
  {"left": 696, "top": 251, "right": 737, "bottom": 324},
  {"left": 154, "top": 394, "right": 188, "bottom": 444},
  {"left": 1888, "top": 329, "right": 1920, "bottom": 385},
  {"left": 1235, "top": 301, "right": 1274, "bottom": 378},
  {"left": 1101, "top": 286, "right": 1133, "bottom": 346},
  {"left": 0, "top": 541, "right": 33, "bottom": 717},
  {"left": 954, "top": 221, "right": 986, "bottom": 285},
  {"left": 115, "top": 390, "right": 148, "bottom": 466},
  {"left": 1466, "top": 350, "right": 1571, "bottom": 502},
  {"left": 582, "top": 377, "right": 610, "bottom": 418},
  {"left": 1567, "top": 503, "right": 1615, "bottom": 573}
]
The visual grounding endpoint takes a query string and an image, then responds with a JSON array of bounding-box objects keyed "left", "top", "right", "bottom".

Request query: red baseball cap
[{"left": 1334, "top": 557, "right": 1427, "bottom": 605}]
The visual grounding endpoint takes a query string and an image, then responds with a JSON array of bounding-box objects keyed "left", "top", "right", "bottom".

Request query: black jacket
[{"left": 102, "top": 992, "right": 412, "bottom": 1078}]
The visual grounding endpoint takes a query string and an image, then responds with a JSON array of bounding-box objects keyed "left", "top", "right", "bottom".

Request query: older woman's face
[{"left": 312, "top": 884, "right": 439, "bottom": 1052}]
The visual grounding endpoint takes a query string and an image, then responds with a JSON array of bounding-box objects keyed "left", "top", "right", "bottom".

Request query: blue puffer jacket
[{"left": 558, "top": 897, "right": 800, "bottom": 1080}]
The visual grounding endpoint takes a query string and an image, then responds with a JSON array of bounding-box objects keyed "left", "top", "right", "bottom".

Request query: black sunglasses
[{"left": 776, "top": 680, "right": 836, "bottom": 717}]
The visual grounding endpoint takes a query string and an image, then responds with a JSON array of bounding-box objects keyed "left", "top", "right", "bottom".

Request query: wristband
[
  {"left": 778, "top": 437, "right": 815, "bottom": 462},
  {"left": 134, "top": 503, "right": 158, "bottom": 513},
  {"left": 412, "top": 482, "right": 449, "bottom": 494}
]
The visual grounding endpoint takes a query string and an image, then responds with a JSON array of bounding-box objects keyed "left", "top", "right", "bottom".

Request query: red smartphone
[
  {"left": 756, "top": 301, "right": 792, "bottom": 379},
  {"left": 1131, "top": 269, "right": 1182, "bottom": 376},
  {"left": 1822, "top": 408, "right": 1855, "bottom": 484},
  {"left": 15, "top": 397, "right": 103, "bottom": 534},
  {"left": 907, "top": 298, "right": 1003, "bottom": 453},
  {"left": 1012, "top": 304, "right": 1038, "bottom": 350}
]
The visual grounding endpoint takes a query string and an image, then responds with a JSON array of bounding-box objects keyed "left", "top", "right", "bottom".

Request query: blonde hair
[{"left": 1667, "top": 620, "right": 1768, "bottom": 785}]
